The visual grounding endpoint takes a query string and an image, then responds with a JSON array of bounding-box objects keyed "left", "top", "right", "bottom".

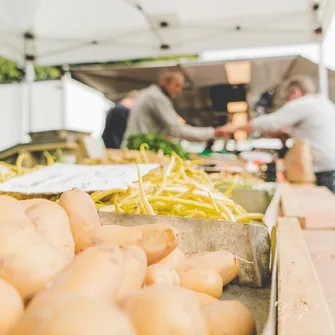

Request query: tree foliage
[
  {"left": 0, "top": 54, "right": 198, "bottom": 83},
  {"left": 71, "top": 54, "right": 198, "bottom": 68},
  {"left": 0, "top": 57, "right": 62, "bottom": 83}
]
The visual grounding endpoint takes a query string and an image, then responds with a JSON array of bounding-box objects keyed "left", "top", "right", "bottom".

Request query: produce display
[
  {"left": 85, "top": 146, "right": 171, "bottom": 165},
  {"left": 210, "top": 171, "right": 264, "bottom": 189},
  {"left": 126, "top": 133, "right": 191, "bottom": 160},
  {"left": 0, "top": 153, "right": 36, "bottom": 183},
  {"left": 0, "top": 147, "right": 264, "bottom": 225},
  {"left": 0, "top": 150, "right": 62, "bottom": 183},
  {"left": 0, "top": 189, "right": 256, "bottom": 335},
  {"left": 92, "top": 153, "right": 264, "bottom": 224}
]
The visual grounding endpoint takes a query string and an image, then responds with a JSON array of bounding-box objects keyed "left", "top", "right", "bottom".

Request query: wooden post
[{"left": 278, "top": 217, "right": 335, "bottom": 334}]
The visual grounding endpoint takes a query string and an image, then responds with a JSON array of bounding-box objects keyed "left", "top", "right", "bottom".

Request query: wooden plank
[
  {"left": 278, "top": 217, "right": 335, "bottom": 335},
  {"left": 262, "top": 244, "right": 278, "bottom": 335},
  {"left": 17, "top": 142, "right": 78, "bottom": 153},
  {"left": 304, "top": 230, "right": 335, "bottom": 322},
  {"left": 280, "top": 183, "right": 335, "bottom": 229}
]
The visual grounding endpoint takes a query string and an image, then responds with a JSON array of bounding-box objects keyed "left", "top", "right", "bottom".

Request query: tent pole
[
  {"left": 24, "top": 32, "right": 36, "bottom": 133},
  {"left": 318, "top": 40, "right": 329, "bottom": 98},
  {"left": 60, "top": 65, "right": 71, "bottom": 129},
  {"left": 25, "top": 61, "right": 35, "bottom": 132}
]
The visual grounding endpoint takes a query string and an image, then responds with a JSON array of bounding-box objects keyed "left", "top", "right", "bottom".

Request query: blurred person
[
  {"left": 220, "top": 75, "right": 335, "bottom": 192},
  {"left": 123, "top": 70, "right": 227, "bottom": 143},
  {"left": 102, "top": 90, "right": 138, "bottom": 149}
]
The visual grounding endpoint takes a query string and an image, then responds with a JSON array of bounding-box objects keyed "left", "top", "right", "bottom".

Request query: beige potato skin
[
  {"left": 0, "top": 218, "right": 72, "bottom": 301},
  {"left": 157, "top": 247, "right": 186, "bottom": 269},
  {"left": 0, "top": 279, "right": 24, "bottom": 335},
  {"left": 93, "top": 223, "right": 179, "bottom": 264},
  {"left": 58, "top": 189, "right": 101, "bottom": 253},
  {"left": 192, "top": 291, "right": 218, "bottom": 307},
  {"left": 143, "top": 264, "right": 180, "bottom": 287},
  {"left": 122, "top": 285, "right": 209, "bottom": 335},
  {"left": 0, "top": 196, "right": 75, "bottom": 301},
  {"left": 24, "top": 202, "right": 75, "bottom": 260},
  {"left": 202, "top": 300, "right": 256, "bottom": 335},
  {"left": 20, "top": 198, "right": 55, "bottom": 211},
  {"left": 180, "top": 268, "right": 223, "bottom": 299},
  {"left": 184, "top": 251, "right": 240, "bottom": 286},
  {"left": 11, "top": 294, "right": 138, "bottom": 335},
  {"left": 118, "top": 245, "right": 147, "bottom": 299},
  {"left": 29, "top": 245, "right": 125, "bottom": 309},
  {"left": 0, "top": 195, "right": 32, "bottom": 226}
]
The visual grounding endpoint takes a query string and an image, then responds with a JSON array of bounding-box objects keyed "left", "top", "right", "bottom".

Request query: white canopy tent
[
  {"left": 0, "top": 0, "right": 334, "bottom": 65},
  {"left": 0, "top": 0, "right": 334, "bottom": 131}
]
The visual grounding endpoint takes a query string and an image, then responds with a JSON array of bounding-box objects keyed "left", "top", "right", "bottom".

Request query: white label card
[{"left": 0, "top": 163, "right": 159, "bottom": 194}]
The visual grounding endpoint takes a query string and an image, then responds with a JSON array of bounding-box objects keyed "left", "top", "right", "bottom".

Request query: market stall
[
  {"left": 0, "top": 141, "right": 335, "bottom": 334},
  {"left": 0, "top": 1, "right": 335, "bottom": 334}
]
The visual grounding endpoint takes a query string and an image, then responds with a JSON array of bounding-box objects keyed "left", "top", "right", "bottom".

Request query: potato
[
  {"left": 143, "top": 264, "right": 180, "bottom": 287},
  {"left": 0, "top": 195, "right": 32, "bottom": 226},
  {"left": 192, "top": 291, "right": 218, "bottom": 307},
  {"left": 11, "top": 294, "right": 137, "bottom": 335},
  {"left": 180, "top": 268, "right": 223, "bottom": 298},
  {"left": 118, "top": 245, "right": 147, "bottom": 299},
  {"left": 202, "top": 300, "right": 256, "bottom": 335},
  {"left": 93, "top": 223, "right": 178, "bottom": 264},
  {"left": 0, "top": 218, "right": 72, "bottom": 301},
  {"left": 122, "top": 285, "right": 209, "bottom": 335},
  {"left": 157, "top": 247, "right": 186, "bottom": 269},
  {"left": 0, "top": 196, "right": 75, "bottom": 300},
  {"left": 184, "top": 251, "right": 239, "bottom": 286},
  {"left": 29, "top": 245, "right": 124, "bottom": 308},
  {"left": 58, "top": 189, "right": 101, "bottom": 253},
  {"left": 0, "top": 279, "right": 24, "bottom": 335},
  {"left": 20, "top": 198, "right": 54, "bottom": 211},
  {"left": 24, "top": 201, "right": 75, "bottom": 259},
  {"left": 93, "top": 225, "right": 142, "bottom": 245}
]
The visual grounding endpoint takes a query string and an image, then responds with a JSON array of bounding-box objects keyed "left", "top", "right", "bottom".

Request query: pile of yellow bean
[
  {"left": 0, "top": 151, "right": 57, "bottom": 183},
  {"left": 91, "top": 153, "right": 264, "bottom": 224},
  {"left": 83, "top": 146, "right": 171, "bottom": 165}
]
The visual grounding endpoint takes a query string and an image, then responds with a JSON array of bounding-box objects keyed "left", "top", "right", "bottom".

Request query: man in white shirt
[
  {"left": 123, "top": 71, "right": 227, "bottom": 143},
  {"left": 221, "top": 75, "right": 335, "bottom": 193}
]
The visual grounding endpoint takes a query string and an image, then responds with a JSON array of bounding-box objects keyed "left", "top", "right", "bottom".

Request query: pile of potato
[{"left": 0, "top": 189, "right": 256, "bottom": 335}]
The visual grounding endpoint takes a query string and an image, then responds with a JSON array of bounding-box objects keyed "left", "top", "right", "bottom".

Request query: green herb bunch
[{"left": 126, "top": 133, "right": 190, "bottom": 160}]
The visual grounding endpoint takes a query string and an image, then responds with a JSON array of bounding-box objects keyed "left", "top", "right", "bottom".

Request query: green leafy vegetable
[{"left": 126, "top": 133, "right": 190, "bottom": 160}]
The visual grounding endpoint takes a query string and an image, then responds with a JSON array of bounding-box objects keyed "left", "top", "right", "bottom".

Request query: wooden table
[{"left": 280, "top": 183, "right": 335, "bottom": 230}]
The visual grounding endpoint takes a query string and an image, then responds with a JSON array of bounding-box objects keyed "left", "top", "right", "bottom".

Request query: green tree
[
  {"left": 0, "top": 54, "right": 198, "bottom": 83},
  {"left": 0, "top": 57, "right": 62, "bottom": 83}
]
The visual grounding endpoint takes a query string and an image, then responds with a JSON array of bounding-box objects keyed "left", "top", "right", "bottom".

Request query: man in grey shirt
[
  {"left": 124, "top": 71, "right": 226, "bottom": 143},
  {"left": 221, "top": 75, "right": 335, "bottom": 193}
]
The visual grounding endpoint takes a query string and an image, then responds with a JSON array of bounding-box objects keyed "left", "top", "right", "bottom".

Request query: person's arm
[
  {"left": 250, "top": 102, "right": 303, "bottom": 133},
  {"left": 152, "top": 95, "right": 217, "bottom": 142},
  {"left": 267, "top": 130, "right": 290, "bottom": 146},
  {"left": 218, "top": 101, "right": 304, "bottom": 136}
]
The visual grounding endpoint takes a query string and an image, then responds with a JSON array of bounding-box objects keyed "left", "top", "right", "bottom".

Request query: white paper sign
[{"left": 0, "top": 163, "right": 159, "bottom": 194}]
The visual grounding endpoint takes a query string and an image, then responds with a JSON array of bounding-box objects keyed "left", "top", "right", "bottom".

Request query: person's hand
[{"left": 214, "top": 123, "right": 238, "bottom": 138}]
